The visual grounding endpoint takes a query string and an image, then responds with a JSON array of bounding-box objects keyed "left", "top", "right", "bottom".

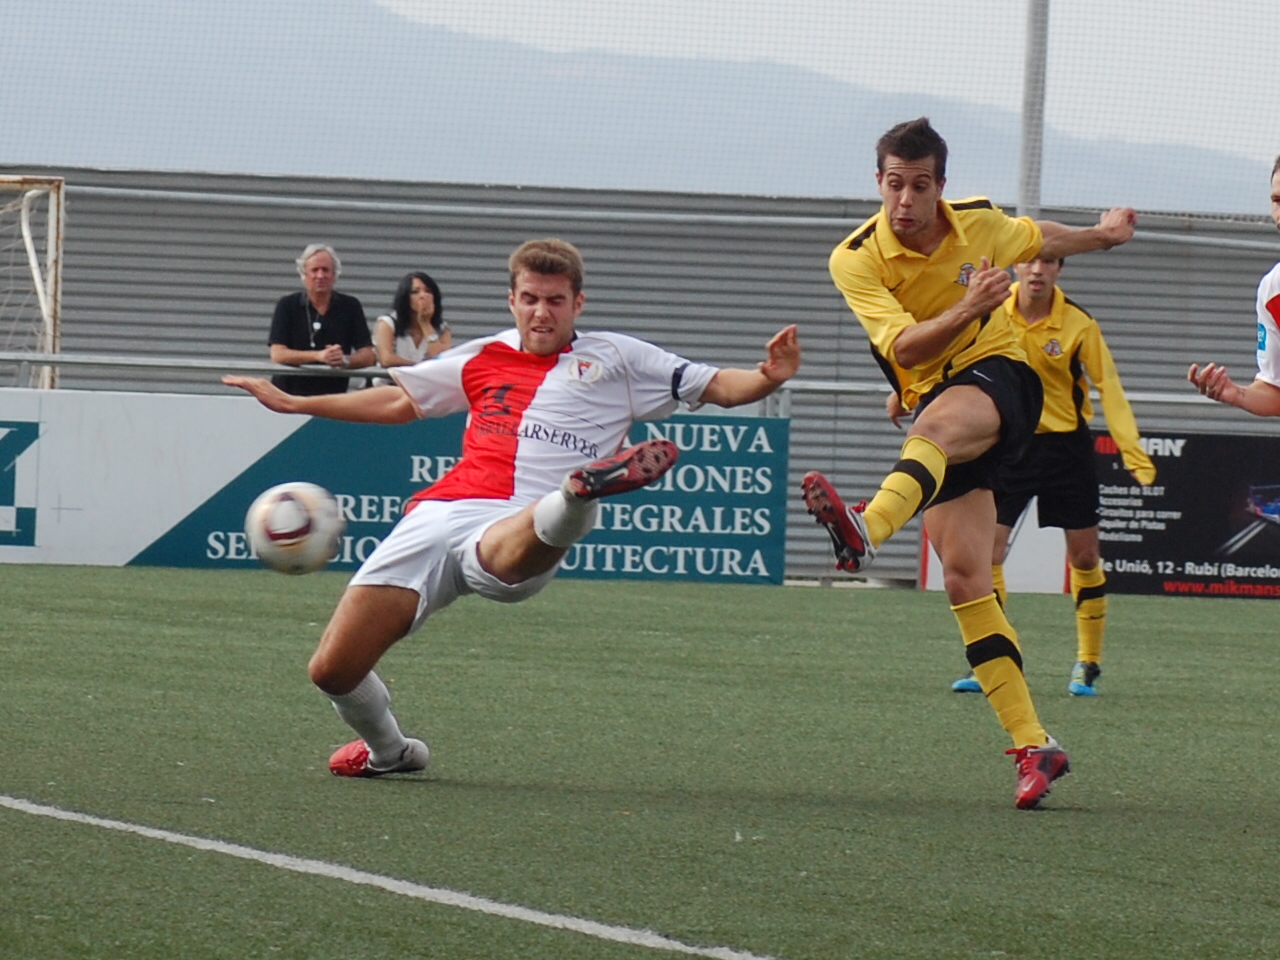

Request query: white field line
[{"left": 0, "top": 794, "right": 781, "bottom": 960}]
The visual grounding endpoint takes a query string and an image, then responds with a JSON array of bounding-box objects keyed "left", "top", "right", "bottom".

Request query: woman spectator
[{"left": 373, "top": 272, "right": 451, "bottom": 374}]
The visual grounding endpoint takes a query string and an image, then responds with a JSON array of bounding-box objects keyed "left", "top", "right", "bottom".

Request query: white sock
[
  {"left": 325, "top": 671, "right": 407, "bottom": 764},
  {"left": 532, "top": 489, "right": 599, "bottom": 548}
]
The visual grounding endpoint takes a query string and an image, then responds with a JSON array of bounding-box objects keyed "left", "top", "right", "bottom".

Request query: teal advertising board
[
  {"left": 559, "top": 416, "right": 788, "bottom": 584},
  {"left": 0, "top": 419, "right": 39, "bottom": 547},
  {"left": 130, "top": 413, "right": 789, "bottom": 585},
  {"left": 129, "top": 414, "right": 468, "bottom": 570}
]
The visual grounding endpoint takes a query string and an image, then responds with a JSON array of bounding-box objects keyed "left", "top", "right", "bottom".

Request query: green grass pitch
[{"left": 1, "top": 565, "right": 1278, "bottom": 959}]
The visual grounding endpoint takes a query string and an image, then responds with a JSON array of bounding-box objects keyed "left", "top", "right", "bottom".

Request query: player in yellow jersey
[
  {"left": 947, "top": 257, "right": 1156, "bottom": 698},
  {"left": 801, "top": 118, "right": 1137, "bottom": 809}
]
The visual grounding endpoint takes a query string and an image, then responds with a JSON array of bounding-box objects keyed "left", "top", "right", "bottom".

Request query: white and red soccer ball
[{"left": 244, "top": 482, "right": 345, "bottom": 575}]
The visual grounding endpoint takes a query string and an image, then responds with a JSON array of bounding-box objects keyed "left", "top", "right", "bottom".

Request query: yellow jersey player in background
[
  {"left": 947, "top": 257, "right": 1156, "bottom": 698},
  {"left": 801, "top": 117, "right": 1136, "bottom": 809}
]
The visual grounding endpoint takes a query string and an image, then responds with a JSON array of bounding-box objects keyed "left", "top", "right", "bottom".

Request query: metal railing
[
  {"left": 771, "top": 377, "right": 1215, "bottom": 415},
  {"left": 0, "top": 350, "right": 377, "bottom": 386},
  {"left": 1, "top": 352, "right": 1220, "bottom": 411}
]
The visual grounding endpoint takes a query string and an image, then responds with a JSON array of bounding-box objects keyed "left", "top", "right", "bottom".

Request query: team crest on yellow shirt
[
  {"left": 956, "top": 263, "right": 976, "bottom": 287},
  {"left": 1043, "top": 339, "right": 1063, "bottom": 357},
  {"left": 566, "top": 358, "right": 602, "bottom": 383}
]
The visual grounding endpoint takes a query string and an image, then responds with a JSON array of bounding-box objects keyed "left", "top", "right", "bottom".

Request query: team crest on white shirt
[
  {"left": 1043, "top": 339, "right": 1063, "bottom": 357},
  {"left": 566, "top": 357, "right": 603, "bottom": 384}
]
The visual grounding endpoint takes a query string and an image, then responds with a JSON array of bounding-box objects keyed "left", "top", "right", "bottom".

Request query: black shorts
[
  {"left": 995, "top": 427, "right": 1099, "bottom": 529},
  {"left": 914, "top": 355, "right": 1043, "bottom": 507}
]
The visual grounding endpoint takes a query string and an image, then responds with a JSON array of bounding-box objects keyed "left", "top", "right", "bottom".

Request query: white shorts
[{"left": 348, "top": 498, "right": 559, "bottom": 632}]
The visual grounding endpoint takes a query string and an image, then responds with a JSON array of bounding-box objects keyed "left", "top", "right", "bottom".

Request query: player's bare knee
[
  {"left": 1068, "top": 545, "right": 1101, "bottom": 570},
  {"left": 307, "top": 647, "right": 353, "bottom": 694},
  {"left": 942, "top": 567, "right": 991, "bottom": 605},
  {"left": 908, "top": 420, "right": 977, "bottom": 462}
]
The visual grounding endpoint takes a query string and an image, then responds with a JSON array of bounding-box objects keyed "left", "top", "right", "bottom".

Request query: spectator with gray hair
[{"left": 268, "top": 243, "right": 375, "bottom": 396}]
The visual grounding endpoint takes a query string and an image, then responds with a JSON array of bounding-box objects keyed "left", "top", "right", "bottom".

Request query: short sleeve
[
  {"left": 989, "top": 209, "right": 1044, "bottom": 268},
  {"left": 829, "top": 246, "right": 915, "bottom": 360},
  {"left": 389, "top": 339, "right": 492, "bottom": 418},
  {"left": 589, "top": 333, "right": 718, "bottom": 421},
  {"left": 268, "top": 295, "right": 295, "bottom": 345},
  {"left": 1255, "top": 265, "right": 1280, "bottom": 388},
  {"left": 346, "top": 297, "right": 372, "bottom": 349}
]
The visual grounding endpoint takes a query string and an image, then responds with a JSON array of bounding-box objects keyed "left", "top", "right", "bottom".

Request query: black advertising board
[{"left": 1094, "top": 431, "right": 1280, "bottom": 598}]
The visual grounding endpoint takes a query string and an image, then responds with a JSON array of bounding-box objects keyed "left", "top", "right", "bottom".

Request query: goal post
[{"left": 0, "top": 176, "right": 64, "bottom": 388}]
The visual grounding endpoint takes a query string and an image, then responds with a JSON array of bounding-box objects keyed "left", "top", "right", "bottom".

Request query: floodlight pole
[{"left": 1019, "top": 0, "right": 1049, "bottom": 219}]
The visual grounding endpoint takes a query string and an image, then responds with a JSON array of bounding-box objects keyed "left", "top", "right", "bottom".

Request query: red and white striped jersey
[
  {"left": 391, "top": 328, "right": 718, "bottom": 506},
  {"left": 1256, "top": 262, "right": 1280, "bottom": 389}
]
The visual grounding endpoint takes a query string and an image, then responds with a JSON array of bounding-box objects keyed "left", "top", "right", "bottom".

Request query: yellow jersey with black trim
[
  {"left": 829, "top": 197, "right": 1043, "bottom": 409},
  {"left": 1007, "top": 282, "right": 1155, "bottom": 484}
]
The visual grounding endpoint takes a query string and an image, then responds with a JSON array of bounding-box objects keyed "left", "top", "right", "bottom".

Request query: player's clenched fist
[{"left": 963, "top": 257, "right": 1012, "bottom": 316}]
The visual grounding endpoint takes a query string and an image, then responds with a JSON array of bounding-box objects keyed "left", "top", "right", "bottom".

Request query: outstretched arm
[
  {"left": 1187, "top": 362, "right": 1280, "bottom": 417},
  {"left": 1037, "top": 207, "right": 1137, "bottom": 260},
  {"left": 222, "top": 375, "right": 419, "bottom": 423},
  {"left": 698, "top": 325, "right": 800, "bottom": 408}
]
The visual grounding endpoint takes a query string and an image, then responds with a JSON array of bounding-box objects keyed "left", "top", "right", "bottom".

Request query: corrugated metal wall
[{"left": 2, "top": 165, "right": 1277, "bottom": 581}]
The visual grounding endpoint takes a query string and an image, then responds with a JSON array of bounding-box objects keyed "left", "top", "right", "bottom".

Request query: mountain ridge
[{"left": 0, "top": 0, "right": 1265, "bottom": 213}]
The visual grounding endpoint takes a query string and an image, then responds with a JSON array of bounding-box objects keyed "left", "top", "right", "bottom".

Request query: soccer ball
[{"left": 245, "top": 482, "right": 345, "bottom": 575}]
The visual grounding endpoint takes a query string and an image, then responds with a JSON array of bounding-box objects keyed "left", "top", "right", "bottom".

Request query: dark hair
[
  {"left": 508, "top": 238, "right": 584, "bottom": 294},
  {"left": 1272, "top": 154, "right": 1280, "bottom": 179},
  {"left": 876, "top": 118, "right": 948, "bottom": 180},
  {"left": 390, "top": 271, "right": 443, "bottom": 337}
]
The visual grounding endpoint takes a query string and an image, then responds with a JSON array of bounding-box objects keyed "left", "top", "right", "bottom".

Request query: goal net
[{"left": 0, "top": 177, "right": 64, "bottom": 388}]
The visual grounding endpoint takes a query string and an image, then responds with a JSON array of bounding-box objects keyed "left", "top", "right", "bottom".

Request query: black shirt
[{"left": 268, "top": 290, "right": 373, "bottom": 395}]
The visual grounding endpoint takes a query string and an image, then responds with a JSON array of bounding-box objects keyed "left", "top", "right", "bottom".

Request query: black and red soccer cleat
[
  {"left": 800, "top": 471, "right": 876, "bottom": 573},
  {"left": 329, "top": 738, "right": 431, "bottom": 778},
  {"left": 564, "top": 439, "right": 679, "bottom": 500},
  {"left": 1007, "top": 738, "right": 1070, "bottom": 809}
]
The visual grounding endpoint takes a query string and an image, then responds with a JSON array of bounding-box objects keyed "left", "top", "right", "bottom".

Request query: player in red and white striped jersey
[
  {"left": 225, "top": 238, "right": 800, "bottom": 777},
  {"left": 1189, "top": 156, "right": 1280, "bottom": 415}
]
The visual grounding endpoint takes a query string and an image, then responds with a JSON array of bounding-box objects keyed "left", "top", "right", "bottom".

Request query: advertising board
[{"left": 0, "top": 389, "right": 787, "bottom": 584}]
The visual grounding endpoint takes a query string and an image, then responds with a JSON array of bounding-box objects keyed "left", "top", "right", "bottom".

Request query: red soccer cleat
[
  {"left": 800, "top": 471, "right": 876, "bottom": 572},
  {"left": 564, "top": 439, "right": 679, "bottom": 500},
  {"left": 328, "top": 738, "right": 430, "bottom": 778},
  {"left": 1008, "top": 738, "right": 1070, "bottom": 809}
]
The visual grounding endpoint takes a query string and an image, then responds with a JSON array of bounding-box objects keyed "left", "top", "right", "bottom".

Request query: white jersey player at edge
[
  {"left": 224, "top": 238, "right": 802, "bottom": 778},
  {"left": 1189, "top": 155, "right": 1280, "bottom": 416}
]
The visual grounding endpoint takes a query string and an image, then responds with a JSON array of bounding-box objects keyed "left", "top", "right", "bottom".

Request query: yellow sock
[
  {"left": 992, "top": 564, "right": 1007, "bottom": 608},
  {"left": 953, "top": 594, "right": 1047, "bottom": 749},
  {"left": 863, "top": 436, "right": 947, "bottom": 547},
  {"left": 1071, "top": 563, "right": 1107, "bottom": 664}
]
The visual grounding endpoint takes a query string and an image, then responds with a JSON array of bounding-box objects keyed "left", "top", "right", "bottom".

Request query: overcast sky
[
  {"left": 3, "top": 0, "right": 1270, "bottom": 210},
  {"left": 376, "top": 0, "right": 1279, "bottom": 164}
]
